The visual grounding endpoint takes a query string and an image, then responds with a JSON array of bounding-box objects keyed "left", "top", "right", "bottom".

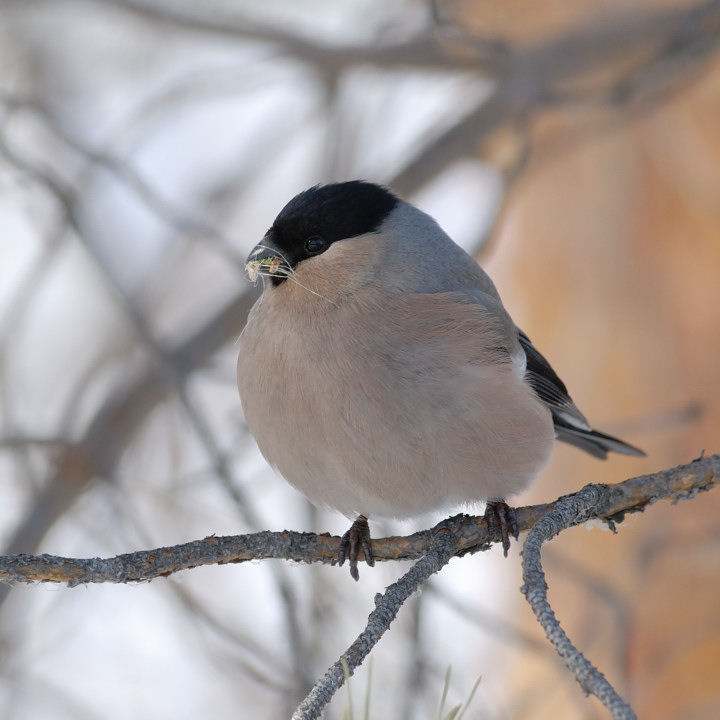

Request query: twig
[
  {"left": 291, "top": 523, "right": 459, "bottom": 720},
  {"left": 515, "top": 452, "right": 720, "bottom": 718},
  {"left": 521, "top": 486, "right": 637, "bottom": 719}
]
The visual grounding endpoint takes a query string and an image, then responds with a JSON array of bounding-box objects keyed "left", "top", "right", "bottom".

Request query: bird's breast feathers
[{"left": 237, "top": 287, "right": 553, "bottom": 517}]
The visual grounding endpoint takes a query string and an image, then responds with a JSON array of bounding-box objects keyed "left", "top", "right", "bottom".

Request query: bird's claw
[
  {"left": 485, "top": 501, "right": 519, "bottom": 557},
  {"left": 338, "top": 515, "right": 375, "bottom": 581}
]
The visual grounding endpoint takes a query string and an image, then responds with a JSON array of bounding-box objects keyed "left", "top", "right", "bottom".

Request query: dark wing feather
[{"left": 518, "top": 330, "right": 645, "bottom": 459}]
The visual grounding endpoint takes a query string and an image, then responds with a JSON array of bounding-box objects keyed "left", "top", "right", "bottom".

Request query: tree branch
[
  {"left": 1, "top": 455, "right": 716, "bottom": 586},
  {"left": 522, "top": 485, "right": 638, "bottom": 720},
  {"left": 0, "top": 455, "right": 716, "bottom": 718}
]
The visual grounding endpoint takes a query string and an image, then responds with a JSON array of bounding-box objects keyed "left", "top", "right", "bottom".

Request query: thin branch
[
  {"left": 0, "top": 455, "right": 716, "bottom": 586},
  {"left": 521, "top": 485, "right": 639, "bottom": 719},
  {"left": 291, "top": 523, "right": 459, "bottom": 720}
]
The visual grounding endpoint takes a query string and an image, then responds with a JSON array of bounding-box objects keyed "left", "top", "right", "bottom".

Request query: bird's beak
[{"left": 245, "top": 236, "right": 292, "bottom": 283}]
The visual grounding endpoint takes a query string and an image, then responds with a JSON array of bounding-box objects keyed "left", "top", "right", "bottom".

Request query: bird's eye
[{"left": 304, "top": 236, "right": 327, "bottom": 255}]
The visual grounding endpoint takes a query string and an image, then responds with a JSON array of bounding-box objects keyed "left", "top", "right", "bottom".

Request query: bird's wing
[
  {"left": 517, "top": 330, "right": 645, "bottom": 458},
  {"left": 379, "top": 290, "right": 519, "bottom": 370}
]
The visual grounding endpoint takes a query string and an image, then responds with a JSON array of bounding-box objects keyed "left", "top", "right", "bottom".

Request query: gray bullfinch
[{"left": 237, "top": 181, "right": 644, "bottom": 579}]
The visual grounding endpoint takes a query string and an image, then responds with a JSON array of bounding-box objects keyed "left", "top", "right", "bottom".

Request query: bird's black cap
[{"left": 260, "top": 181, "right": 399, "bottom": 282}]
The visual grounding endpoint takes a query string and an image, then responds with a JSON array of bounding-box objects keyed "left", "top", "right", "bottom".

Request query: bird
[{"left": 237, "top": 180, "right": 644, "bottom": 579}]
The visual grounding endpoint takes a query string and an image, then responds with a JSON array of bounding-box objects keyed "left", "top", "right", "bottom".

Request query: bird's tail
[{"left": 553, "top": 417, "right": 646, "bottom": 460}]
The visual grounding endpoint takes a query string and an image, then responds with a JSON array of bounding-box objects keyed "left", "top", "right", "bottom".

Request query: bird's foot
[
  {"left": 338, "top": 515, "right": 375, "bottom": 581},
  {"left": 484, "top": 501, "right": 519, "bottom": 557}
]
